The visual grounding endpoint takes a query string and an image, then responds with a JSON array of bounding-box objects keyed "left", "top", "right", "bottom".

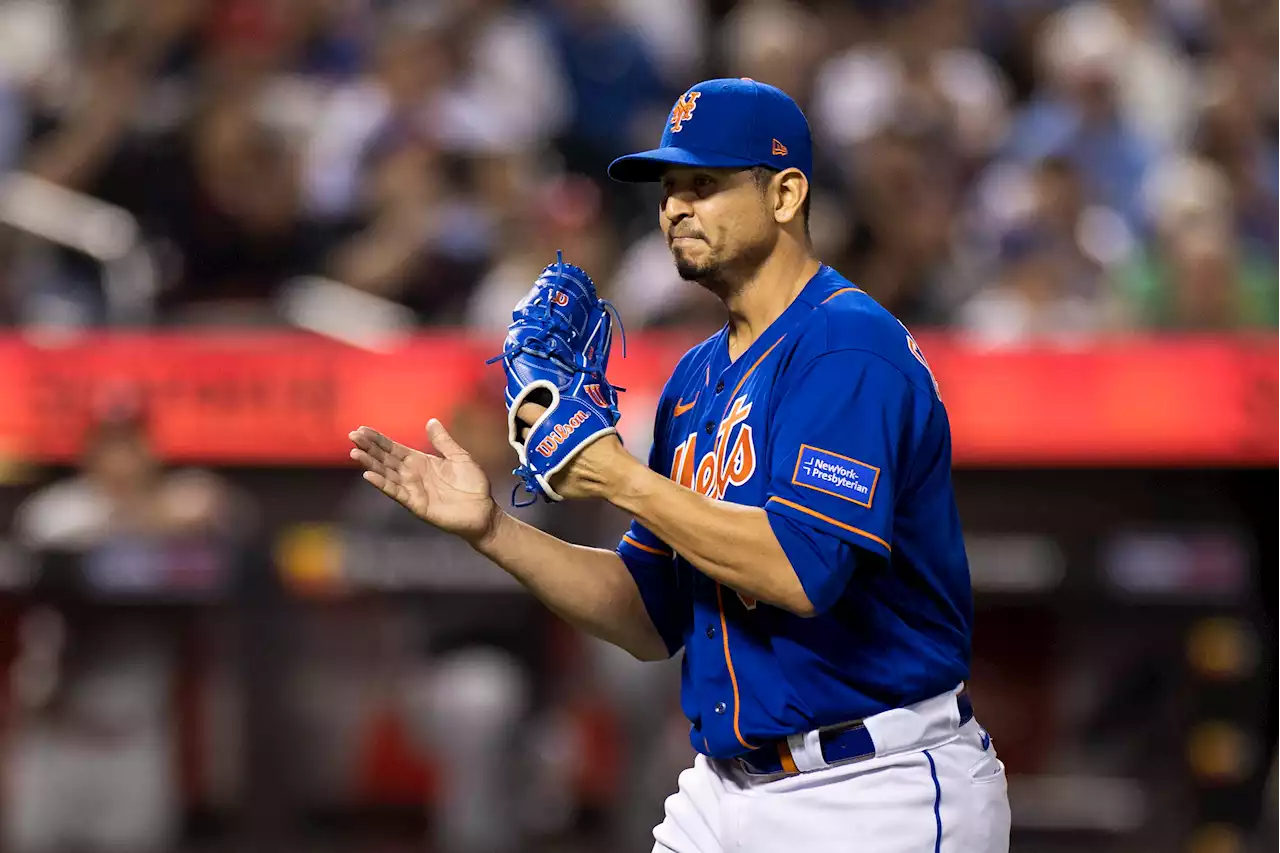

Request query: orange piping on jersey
[
  {"left": 724, "top": 337, "right": 786, "bottom": 418},
  {"left": 716, "top": 583, "right": 760, "bottom": 751},
  {"left": 766, "top": 497, "right": 892, "bottom": 552},
  {"left": 821, "top": 287, "right": 863, "bottom": 304},
  {"left": 622, "top": 534, "right": 671, "bottom": 556},
  {"left": 778, "top": 742, "right": 799, "bottom": 774}
]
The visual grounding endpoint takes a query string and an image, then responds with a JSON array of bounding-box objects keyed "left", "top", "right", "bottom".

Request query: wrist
[
  {"left": 468, "top": 498, "right": 507, "bottom": 554},
  {"left": 604, "top": 448, "right": 656, "bottom": 514}
]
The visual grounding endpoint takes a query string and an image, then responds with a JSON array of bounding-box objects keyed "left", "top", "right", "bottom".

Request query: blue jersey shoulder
[{"left": 789, "top": 270, "right": 940, "bottom": 400}]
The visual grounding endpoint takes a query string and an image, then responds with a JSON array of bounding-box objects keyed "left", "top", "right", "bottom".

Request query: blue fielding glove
[{"left": 486, "top": 252, "right": 626, "bottom": 505}]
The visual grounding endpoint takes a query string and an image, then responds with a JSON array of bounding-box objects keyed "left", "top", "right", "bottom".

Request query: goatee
[
  {"left": 674, "top": 258, "right": 733, "bottom": 298},
  {"left": 674, "top": 257, "right": 711, "bottom": 281}
]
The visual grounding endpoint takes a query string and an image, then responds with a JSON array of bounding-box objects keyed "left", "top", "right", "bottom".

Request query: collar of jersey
[{"left": 715, "top": 264, "right": 835, "bottom": 381}]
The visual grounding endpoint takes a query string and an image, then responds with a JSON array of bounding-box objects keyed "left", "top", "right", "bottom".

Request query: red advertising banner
[{"left": 0, "top": 332, "right": 1273, "bottom": 467}]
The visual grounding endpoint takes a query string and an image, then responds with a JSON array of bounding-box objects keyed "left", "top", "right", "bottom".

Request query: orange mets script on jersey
[
  {"left": 670, "top": 91, "right": 701, "bottom": 133},
  {"left": 670, "top": 395, "right": 756, "bottom": 500},
  {"left": 534, "top": 410, "right": 590, "bottom": 458}
]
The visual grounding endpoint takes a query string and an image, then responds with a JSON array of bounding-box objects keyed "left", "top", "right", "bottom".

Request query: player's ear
[{"left": 772, "top": 168, "right": 808, "bottom": 229}]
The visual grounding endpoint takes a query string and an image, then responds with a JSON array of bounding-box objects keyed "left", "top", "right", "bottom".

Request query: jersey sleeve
[
  {"left": 615, "top": 430, "right": 686, "bottom": 657},
  {"left": 764, "top": 350, "right": 921, "bottom": 610}
]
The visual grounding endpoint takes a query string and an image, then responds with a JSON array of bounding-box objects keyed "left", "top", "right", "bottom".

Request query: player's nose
[{"left": 661, "top": 190, "right": 695, "bottom": 224}]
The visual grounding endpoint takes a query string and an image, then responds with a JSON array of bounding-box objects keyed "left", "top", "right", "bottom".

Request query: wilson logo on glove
[
  {"left": 488, "top": 251, "right": 627, "bottom": 506},
  {"left": 534, "top": 410, "right": 590, "bottom": 458}
]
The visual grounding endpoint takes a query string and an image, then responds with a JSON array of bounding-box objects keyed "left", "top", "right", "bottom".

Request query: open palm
[{"left": 348, "top": 419, "right": 497, "bottom": 543}]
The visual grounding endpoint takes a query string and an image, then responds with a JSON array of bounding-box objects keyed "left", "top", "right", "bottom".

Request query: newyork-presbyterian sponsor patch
[{"left": 791, "top": 444, "right": 879, "bottom": 508}]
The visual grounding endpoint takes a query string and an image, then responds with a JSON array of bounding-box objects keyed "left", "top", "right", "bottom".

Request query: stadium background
[{"left": 0, "top": 0, "right": 1273, "bottom": 852}]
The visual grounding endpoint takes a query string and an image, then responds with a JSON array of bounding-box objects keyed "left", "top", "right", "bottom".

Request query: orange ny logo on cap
[{"left": 670, "top": 91, "right": 701, "bottom": 133}]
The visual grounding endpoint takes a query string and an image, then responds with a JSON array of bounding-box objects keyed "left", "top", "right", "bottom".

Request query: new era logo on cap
[{"left": 607, "top": 78, "right": 813, "bottom": 183}]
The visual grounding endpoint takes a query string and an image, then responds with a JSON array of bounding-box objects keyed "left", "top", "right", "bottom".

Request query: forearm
[
  {"left": 472, "top": 508, "right": 671, "bottom": 661},
  {"left": 609, "top": 464, "right": 814, "bottom": 616}
]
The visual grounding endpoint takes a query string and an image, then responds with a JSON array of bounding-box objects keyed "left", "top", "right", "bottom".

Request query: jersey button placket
[
  {"left": 706, "top": 625, "right": 716, "bottom": 639},
  {"left": 714, "top": 701, "right": 727, "bottom": 715},
  {"left": 704, "top": 421, "right": 715, "bottom": 435},
  {"left": 715, "top": 379, "right": 725, "bottom": 394}
]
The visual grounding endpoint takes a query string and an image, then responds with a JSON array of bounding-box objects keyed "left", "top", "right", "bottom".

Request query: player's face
[{"left": 659, "top": 168, "right": 776, "bottom": 288}]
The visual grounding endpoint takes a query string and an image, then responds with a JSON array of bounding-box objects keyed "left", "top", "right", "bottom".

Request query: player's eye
[{"left": 693, "top": 175, "right": 715, "bottom": 192}]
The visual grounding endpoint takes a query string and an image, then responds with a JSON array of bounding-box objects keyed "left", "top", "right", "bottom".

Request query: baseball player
[{"left": 350, "top": 78, "right": 1011, "bottom": 852}]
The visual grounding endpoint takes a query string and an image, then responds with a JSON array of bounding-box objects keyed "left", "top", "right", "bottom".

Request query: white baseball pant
[{"left": 651, "top": 687, "right": 1011, "bottom": 853}]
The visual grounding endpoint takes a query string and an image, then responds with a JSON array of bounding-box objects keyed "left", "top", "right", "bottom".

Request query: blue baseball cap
[{"left": 607, "top": 78, "right": 813, "bottom": 183}]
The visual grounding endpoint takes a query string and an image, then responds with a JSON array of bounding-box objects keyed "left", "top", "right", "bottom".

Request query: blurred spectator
[
  {"left": 1005, "top": 154, "right": 1123, "bottom": 300},
  {"left": 721, "top": 0, "right": 824, "bottom": 114},
  {"left": 612, "top": 0, "right": 708, "bottom": 86},
  {"left": 302, "top": 10, "right": 448, "bottom": 223},
  {"left": 1113, "top": 156, "right": 1277, "bottom": 330},
  {"left": 318, "top": 134, "right": 493, "bottom": 323},
  {"left": 1191, "top": 69, "right": 1279, "bottom": 259},
  {"left": 1102, "top": 0, "right": 1201, "bottom": 153},
  {"left": 466, "top": 172, "right": 618, "bottom": 331},
  {"left": 813, "top": 0, "right": 1011, "bottom": 171},
  {"left": 1000, "top": 2, "right": 1156, "bottom": 230},
  {"left": 1, "top": 607, "right": 180, "bottom": 853},
  {"left": 3, "top": 385, "right": 241, "bottom": 853},
  {"left": 150, "top": 84, "right": 321, "bottom": 324},
  {"left": 1030, "top": 156, "right": 1114, "bottom": 285},
  {"left": 957, "top": 222, "right": 1117, "bottom": 345},
  {"left": 10, "top": 0, "right": 189, "bottom": 326},
  {"left": 12, "top": 387, "right": 236, "bottom": 551},
  {"left": 833, "top": 125, "right": 963, "bottom": 326},
  {"left": 430, "top": 0, "right": 571, "bottom": 156},
  {"left": 545, "top": 0, "right": 671, "bottom": 179}
]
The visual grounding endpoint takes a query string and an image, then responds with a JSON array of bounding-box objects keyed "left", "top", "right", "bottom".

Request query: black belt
[{"left": 738, "top": 690, "right": 973, "bottom": 776}]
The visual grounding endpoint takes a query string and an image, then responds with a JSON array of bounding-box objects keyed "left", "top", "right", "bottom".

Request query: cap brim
[{"left": 607, "top": 147, "right": 762, "bottom": 183}]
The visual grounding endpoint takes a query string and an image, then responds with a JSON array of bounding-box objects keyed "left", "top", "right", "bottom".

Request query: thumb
[{"left": 426, "top": 418, "right": 470, "bottom": 461}]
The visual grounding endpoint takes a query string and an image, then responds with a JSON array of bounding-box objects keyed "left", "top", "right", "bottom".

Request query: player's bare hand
[
  {"left": 349, "top": 420, "right": 500, "bottom": 544},
  {"left": 515, "top": 402, "right": 634, "bottom": 501}
]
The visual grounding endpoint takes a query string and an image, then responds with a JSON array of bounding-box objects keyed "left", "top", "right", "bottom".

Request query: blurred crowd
[{"left": 0, "top": 0, "right": 1272, "bottom": 341}]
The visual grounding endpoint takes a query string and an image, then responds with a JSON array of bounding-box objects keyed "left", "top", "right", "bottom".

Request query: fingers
[
  {"left": 516, "top": 402, "right": 547, "bottom": 425},
  {"left": 349, "top": 426, "right": 407, "bottom": 464},
  {"left": 514, "top": 402, "right": 548, "bottom": 445},
  {"left": 349, "top": 448, "right": 403, "bottom": 486},
  {"left": 361, "top": 470, "right": 410, "bottom": 507},
  {"left": 425, "top": 418, "right": 470, "bottom": 462},
  {"left": 349, "top": 438, "right": 413, "bottom": 507}
]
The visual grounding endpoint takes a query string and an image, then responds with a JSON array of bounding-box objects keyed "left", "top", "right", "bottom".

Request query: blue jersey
[{"left": 616, "top": 265, "right": 973, "bottom": 759}]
